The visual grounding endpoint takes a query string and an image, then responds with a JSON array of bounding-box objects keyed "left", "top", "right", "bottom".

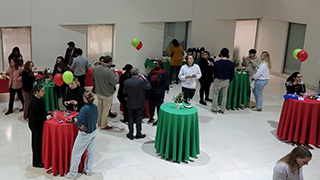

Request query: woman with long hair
[
  {"left": 21, "top": 61, "right": 35, "bottom": 120},
  {"left": 66, "top": 92, "right": 98, "bottom": 178},
  {"left": 28, "top": 84, "right": 52, "bottom": 168},
  {"left": 8, "top": 47, "right": 23, "bottom": 66},
  {"left": 63, "top": 77, "right": 85, "bottom": 112},
  {"left": 285, "top": 72, "right": 306, "bottom": 96},
  {"left": 168, "top": 39, "right": 184, "bottom": 85},
  {"left": 5, "top": 58, "right": 24, "bottom": 115},
  {"left": 273, "top": 146, "right": 312, "bottom": 180}
]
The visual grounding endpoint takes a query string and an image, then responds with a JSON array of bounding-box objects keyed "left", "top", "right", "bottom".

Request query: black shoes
[
  {"left": 135, "top": 134, "right": 146, "bottom": 139},
  {"left": 19, "top": 108, "right": 24, "bottom": 112},
  {"left": 152, "top": 121, "right": 157, "bottom": 126},
  {"left": 205, "top": 98, "right": 212, "bottom": 102},
  {"left": 126, "top": 134, "right": 134, "bottom": 140},
  {"left": 108, "top": 111, "right": 117, "bottom": 118},
  {"left": 147, "top": 118, "right": 154, "bottom": 124},
  {"left": 5, "top": 111, "right": 12, "bottom": 115},
  {"left": 199, "top": 100, "right": 207, "bottom": 105},
  {"left": 33, "top": 163, "right": 44, "bottom": 168}
]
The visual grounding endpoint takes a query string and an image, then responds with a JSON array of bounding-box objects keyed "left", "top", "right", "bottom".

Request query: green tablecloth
[
  {"left": 155, "top": 102, "right": 200, "bottom": 162},
  {"left": 34, "top": 81, "right": 59, "bottom": 112},
  {"left": 145, "top": 58, "right": 199, "bottom": 73},
  {"left": 218, "top": 70, "right": 250, "bottom": 110}
]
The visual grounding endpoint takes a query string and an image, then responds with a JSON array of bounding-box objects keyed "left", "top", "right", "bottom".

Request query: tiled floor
[{"left": 1, "top": 75, "right": 319, "bottom": 180}]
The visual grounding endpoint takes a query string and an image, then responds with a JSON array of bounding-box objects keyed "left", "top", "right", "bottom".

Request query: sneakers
[
  {"left": 199, "top": 100, "right": 207, "bottom": 105},
  {"left": 251, "top": 107, "right": 262, "bottom": 111},
  {"left": 65, "top": 173, "right": 81, "bottom": 179}
]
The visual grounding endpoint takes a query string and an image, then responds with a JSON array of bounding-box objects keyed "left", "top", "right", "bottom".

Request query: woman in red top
[{"left": 5, "top": 58, "right": 24, "bottom": 115}]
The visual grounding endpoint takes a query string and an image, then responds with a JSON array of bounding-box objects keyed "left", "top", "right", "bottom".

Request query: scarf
[{"left": 150, "top": 69, "right": 166, "bottom": 83}]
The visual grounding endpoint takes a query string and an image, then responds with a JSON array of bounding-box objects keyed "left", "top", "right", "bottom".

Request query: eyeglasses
[{"left": 297, "top": 76, "right": 302, "bottom": 78}]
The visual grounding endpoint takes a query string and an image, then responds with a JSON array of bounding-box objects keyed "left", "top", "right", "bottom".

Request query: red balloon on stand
[
  {"left": 297, "top": 50, "right": 308, "bottom": 62},
  {"left": 54, "top": 73, "right": 64, "bottom": 86},
  {"left": 136, "top": 41, "right": 143, "bottom": 50}
]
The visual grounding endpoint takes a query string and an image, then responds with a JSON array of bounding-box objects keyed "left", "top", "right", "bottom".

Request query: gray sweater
[
  {"left": 93, "top": 64, "right": 118, "bottom": 97},
  {"left": 71, "top": 55, "right": 89, "bottom": 76},
  {"left": 273, "top": 162, "right": 303, "bottom": 180}
]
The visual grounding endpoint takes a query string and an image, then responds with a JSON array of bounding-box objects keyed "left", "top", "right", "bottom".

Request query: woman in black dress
[
  {"left": 22, "top": 61, "right": 35, "bottom": 120},
  {"left": 28, "top": 84, "right": 52, "bottom": 168},
  {"left": 198, "top": 51, "right": 214, "bottom": 105}
]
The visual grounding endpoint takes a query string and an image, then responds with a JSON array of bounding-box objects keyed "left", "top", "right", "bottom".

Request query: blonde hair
[
  {"left": 261, "top": 51, "right": 271, "bottom": 70},
  {"left": 71, "top": 77, "right": 80, "bottom": 86},
  {"left": 83, "top": 91, "right": 95, "bottom": 104},
  {"left": 278, "top": 146, "right": 312, "bottom": 173}
]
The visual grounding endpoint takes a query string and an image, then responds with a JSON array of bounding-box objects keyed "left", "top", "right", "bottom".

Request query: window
[
  {"left": 283, "top": 23, "right": 306, "bottom": 74},
  {"left": 163, "top": 22, "right": 188, "bottom": 56},
  {"left": 1, "top": 27, "right": 32, "bottom": 70},
  {"left": 87, "top": 25, "right": 113, "bottom": 61}
]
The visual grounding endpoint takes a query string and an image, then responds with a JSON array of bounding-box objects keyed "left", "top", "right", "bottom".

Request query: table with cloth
[
  {"left": 41, "top": 82, "right": 59, "bottom": 112},
  {"left": 218, "top": 70, "right": 250, "bottom": 110},
  {"left": 277, "top": 97, "right": 320, "bottom": 145},
  {"left": 85, "top": 69, "right": 122, "bottom": 87},
  {"left": 155, "top": 102, "right": 200, "bottom": 162},
  {"left": 42, "top": 111, "right": 86, "bottom": 176},
  {"left": 0, "top": 79, "right": 9, "bottom": 93},
  {"left": 145, "top": 58, "right": 199, "bottom": 73}
]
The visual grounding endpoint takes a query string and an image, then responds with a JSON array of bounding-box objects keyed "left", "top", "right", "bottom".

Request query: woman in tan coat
[{"left": 168, "top": 39, "right": 184, "bottom": 85}]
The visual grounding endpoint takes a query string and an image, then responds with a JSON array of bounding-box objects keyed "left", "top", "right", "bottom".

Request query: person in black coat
[
  {"left": 117, "top": 64, "right": 133, "bottom": 123},
  {"left": 146, "top": 60, "right": 169, "bottom": 126},
  {"left": 285, "top": 72, "right": 306, "bottom": 96},
  {"left": 198, "top": 51, "right": 214, "bottom": 105},
  {"left": 63, "top": 77, "right": 85, "bottom": 112},
  {"left": 22, "top": 61, "right": 35, "bottom": 120},
  {"left": 28, "top": 84, "right": 52, "bottom": 168},
  {"left": 52, "top": 61, "right": 68, "bottom": 110},
  {"left": 64, "top": 41, "right": 77, "bottom": 66}
]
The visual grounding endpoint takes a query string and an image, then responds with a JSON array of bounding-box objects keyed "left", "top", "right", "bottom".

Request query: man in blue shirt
[{"left": 211, "top": 48, "right": 235, "bottom": 114}]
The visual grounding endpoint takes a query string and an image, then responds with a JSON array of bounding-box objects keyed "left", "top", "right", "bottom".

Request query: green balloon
[
  {"left": 293, "top": 48, "right": 302, "bottom": 59},
  {"left": 131, "top": 38, "right": 139, "bottom": 47},
  {"left": 62, "top": 71, "right": 74, "bottom": 84}
]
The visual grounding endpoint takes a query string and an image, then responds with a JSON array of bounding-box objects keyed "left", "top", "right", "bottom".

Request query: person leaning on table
[
  {"left": 66, "top": 91, "right": 98, "bottom": 179},
  {"left": 273, "top": 146, "right": 312, "bottom": 180}
]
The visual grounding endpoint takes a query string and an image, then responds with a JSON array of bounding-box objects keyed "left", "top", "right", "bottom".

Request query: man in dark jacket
[
  {"left": 123, "top": 68, "right": 151, "bottom": 140},
  {"left": 64, "top": 41, "right": 77, "bottom": 66}
]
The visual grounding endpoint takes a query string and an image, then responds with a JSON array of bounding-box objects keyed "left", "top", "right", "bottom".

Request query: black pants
[
  {"left": 199, "top": 81, "right": 212, "bottom": 101},
  {"left": 29, "top": 124, "right": 43, "bottom": 166},
  {"left": 122, "top": 100, "right": 129, "bottom": 122},
  {"left": 169, "top": 66, "right": 181, "bottom": 84},
  {"left": 149, "top": 101, "right": 161, "bottom": 119},
  {"left": 128, "top": 107, "right": 144, "bottom": 136},
  {"left": 8, "top": 88, "right": 24, "bottom": 112},
  {"left": 75, "top": 74, "right": 86, "bottom": 88},
  {"left": 182, "top": 87, "right": 196, "bottom": 103}
]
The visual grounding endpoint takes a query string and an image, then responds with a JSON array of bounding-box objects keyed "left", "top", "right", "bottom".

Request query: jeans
[
  {"left": 68, "top": 130, "right": 97, "bottom": 177},
  {"left": 252, "top": 79, "right": 268, "bottom": 109}
]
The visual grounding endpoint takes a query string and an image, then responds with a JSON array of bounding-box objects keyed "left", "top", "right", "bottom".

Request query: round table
[
  {"left": 219, "top": 70, "right": 250, "bottom": 110},
  {"left": 39, "top": 82, "right": 58, "bottom": 112},
  {"left": 277, "top": 97, "right": 320, "bottom": 145},
  {"left": 42, "top": 111, "right": 86, "bottom": 176},
  {"left": 0, "top": 79, "right": 9, "bottom": 93},
  {"left": 155, "top": 102, "right": 199, "bottom": 162}
]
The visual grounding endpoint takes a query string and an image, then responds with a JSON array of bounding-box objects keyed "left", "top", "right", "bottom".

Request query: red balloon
[
  {"left": 54, "top": 73, "right": 64, "bottom": 86},
  {"left": 136, "top": 41, "right": 143, "bottom": 50},
  {"left": 297, "top": 50, "right": 308, "bottom": 62}
]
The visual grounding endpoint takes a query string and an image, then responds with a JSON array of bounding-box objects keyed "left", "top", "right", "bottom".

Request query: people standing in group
[
  {"left": 70, "top": 48, "right": 90, "bottom": 88},
  {"left": 169, "top": 39, "right": 184, "bottom": 85},
  {"left": 198, "top": 50, "right": 214, "bottom": 105},
  {"left": 285, "top": 72, "right": 306, "bottom": 96},
  {"left": 211, "top": 48, "right": 235, "bottom": 114},
  {"left": 21, "top": 61, "right": 35, "bottom": 120},
  {"left": 241, "top": 49, "right": 262, "bottom": 107},
  {"left": 251, "top": 51, "right": 270, "bottom": 111},
  {"left": 8, "top": 47, "right": 23, "bottom": 66},
  {"left": 146, "top": 60, "right": 169, "bottom": 126},
  {"left": 64, "top": 41, "right": 77, "bottom": 66},
  {"left": 93, "top": 56, "right": 119, "bottom": 130},
  {"left": 66, "top": 92, "right": 98, "bottom": 179},
  {"left": 123, "top": 68, "right": 151, "bottom": 140},
  {"left": 28, "top": 84, "right": 52, "bottom": 168},
  {"left": 117, "top": 64, "right": 133, "bottom": 124},
  {"left": 5, "top": 58, "right": 24, "bottom": 115},
  {"left": 63, "top": 77, "right": 85, "bottom": 112},
  {"left": 178, "top": 54, "right": 202, "bottom": 103},
  {"left": 273, "top": 146, "right": 312, "bottom": 180}
]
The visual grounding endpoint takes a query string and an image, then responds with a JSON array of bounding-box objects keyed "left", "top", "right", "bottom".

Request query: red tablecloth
[
  {"left": 0, "top": 79, "right": 9, "bottom": 93},
  {"left": 42, "top": 111, "right": 86, "bottom": 175},
  {"left": 277, "top": 97, "right": 320, "bottom": 145},
  {"left": 85, "top": 69, "right": 123, "bottom": 87}
]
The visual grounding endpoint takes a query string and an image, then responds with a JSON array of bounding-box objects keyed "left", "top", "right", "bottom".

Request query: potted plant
[{"left": 172, "top": 92, "right": 184, "bottom": 109}]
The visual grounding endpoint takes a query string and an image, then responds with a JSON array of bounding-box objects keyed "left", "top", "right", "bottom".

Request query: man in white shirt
[{"left": 178, "top": 54, "right": 202, "bottom": 103}]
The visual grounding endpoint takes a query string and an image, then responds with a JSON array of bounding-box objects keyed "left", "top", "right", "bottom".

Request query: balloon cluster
[
  {"left": 53, "top": 71, "right": 74, "bottom": 86},
  {"left": 293, "top": 48, "right": 308, "bottom": 62},
  {"left": 131, "top": 38, "right": 143, "bottom": 50}
]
